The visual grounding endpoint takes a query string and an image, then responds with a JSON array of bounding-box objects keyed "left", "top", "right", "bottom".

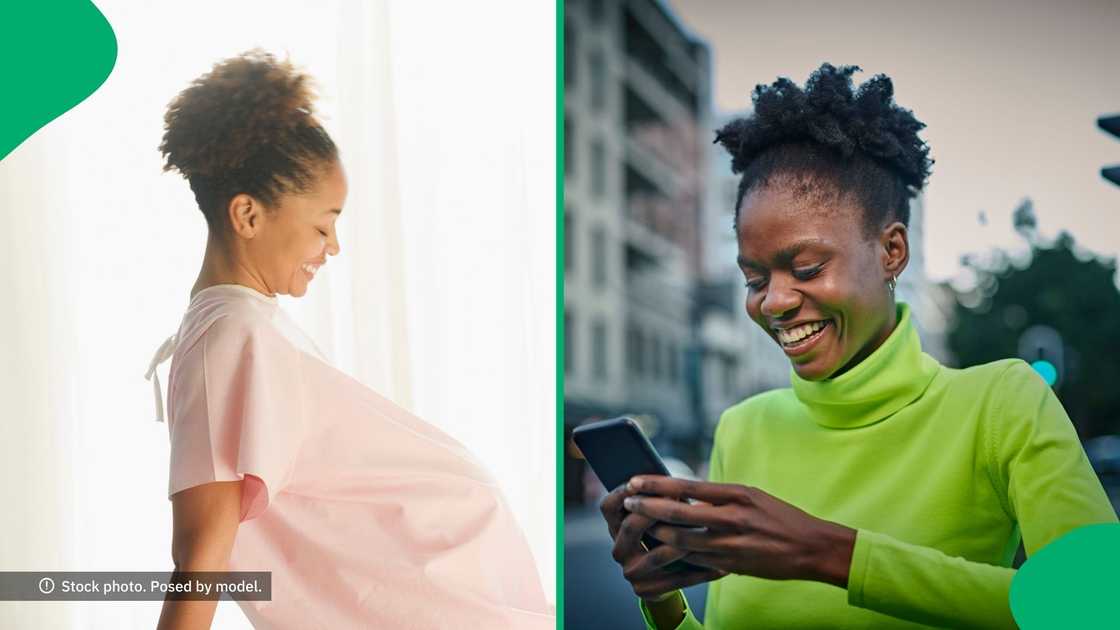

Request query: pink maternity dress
[{"left": 144, "top": 284, "right": 553, "bottom": 629}]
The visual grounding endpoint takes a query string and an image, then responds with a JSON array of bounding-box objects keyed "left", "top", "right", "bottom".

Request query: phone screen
[
  {"left": 573, "top": 416, "right": 691, "bottom": 566},
  {"left": 572, "top": 416, "right": 671, "bottom": 493}
]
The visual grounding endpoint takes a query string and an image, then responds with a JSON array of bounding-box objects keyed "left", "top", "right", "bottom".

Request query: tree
[{"left": 946, "top": 202, "right": 1120, "bottom": 438}]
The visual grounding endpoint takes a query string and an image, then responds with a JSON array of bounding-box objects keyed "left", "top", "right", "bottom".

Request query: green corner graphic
[
  {"left": 0, "top": 1, "right": 117, "bottom": 162},
  {"left": 1010, "top": 522, "right": 1120, "bottom": 628}
]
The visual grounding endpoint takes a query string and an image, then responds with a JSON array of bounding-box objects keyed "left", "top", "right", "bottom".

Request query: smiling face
[
  {"left": 736, "top": 178, "right": 909, "bottom": 381},
  {"left": 229, "top": 159, "right": 349, "bottom": 298}
]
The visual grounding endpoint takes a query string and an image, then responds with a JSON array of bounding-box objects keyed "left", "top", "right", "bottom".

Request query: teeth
[
  {"left": 777, "top": 321, "right": 827, "bottom": 345},
  {"left": 302, "top": 263, "right": 318, "bottom": 275}
]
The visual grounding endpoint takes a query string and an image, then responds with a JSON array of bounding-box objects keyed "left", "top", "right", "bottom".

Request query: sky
[{"left": 670, "top": 0, "right": 1120, "bottom": 282}]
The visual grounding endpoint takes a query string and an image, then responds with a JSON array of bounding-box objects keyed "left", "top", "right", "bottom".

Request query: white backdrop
[{"left": 0, "top": 1, "right": 555, "bottom": 627}]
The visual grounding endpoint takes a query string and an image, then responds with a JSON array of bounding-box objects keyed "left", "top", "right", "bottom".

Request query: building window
[
  {"left": 565, "top": 209, "right": 574, "bottom": 275},
  {"left": 589, "top": 49, "right": 606, "bottom": 113},
  {"left": 592, "top": 320, "right": 608, "bottom": 380},
  {"left": 565, "top": 310, "right": 575, "bottom": 376},
  {"left": 591, "top": 138, "right": 606, "bottom": 197},
  {"left": 591, "top": 226, "right": 607, "bottom": 288},
  {"left": 564, "top": 19, "right": 577, "bottom": 88}
]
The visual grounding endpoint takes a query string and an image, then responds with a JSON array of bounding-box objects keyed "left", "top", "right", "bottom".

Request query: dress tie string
[{"left": 145, "top": 333, "right": 179, "bottom": 423}]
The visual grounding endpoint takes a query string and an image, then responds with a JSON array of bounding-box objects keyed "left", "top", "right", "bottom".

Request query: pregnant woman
[
  {"left": 144, "top": 49, "right": 552, "bottom": 629},
  {"left": 600, "top": 63, "right": 1118, "bottom": 629}
]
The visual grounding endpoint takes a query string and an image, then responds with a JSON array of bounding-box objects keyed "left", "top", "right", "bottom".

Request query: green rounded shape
[
  {"left": 1010, "top": 523, "right": 1120, "bottom": 628},
  {"left": 0, "top": 1, "right": 118, "bottom": 162}
]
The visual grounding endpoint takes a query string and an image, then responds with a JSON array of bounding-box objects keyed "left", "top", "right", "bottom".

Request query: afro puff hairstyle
[
  {"left": 159, "top": 48, "right": 338, "bottom": 238},
  {"left": 714, "top": 63, "right": 933, "bottom": 237}
]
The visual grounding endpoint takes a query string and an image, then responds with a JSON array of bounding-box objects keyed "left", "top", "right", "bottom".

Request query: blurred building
[{"left": 564, "top": 0, "right": 712, "bottom": 475}]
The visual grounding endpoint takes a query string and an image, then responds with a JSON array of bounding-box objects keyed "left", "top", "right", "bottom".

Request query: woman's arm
[
  {"left": 627, "top": 477, "right": 1021, "bottom": 629},
  {"left": 156, "top": 480, "right": 243, "bottom": 630},
  {"left": 835, "top": 361, "right": 1114, "bottom": 628},
  {"left": 642, "top": 591, "right": 688, "bottom": 629},
  {"left": 841, "top": 527, "right": 1017, "bottom": 628},
  {"left": 989, "top": 362, "right": 1118, "bottom": 555}
]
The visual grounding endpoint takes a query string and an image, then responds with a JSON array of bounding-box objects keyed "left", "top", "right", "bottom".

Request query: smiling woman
[{"left": 599, "top": 62, "right": 1118, "bottom": 630}]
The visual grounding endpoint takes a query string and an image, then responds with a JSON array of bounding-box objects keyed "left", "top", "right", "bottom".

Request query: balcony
[{"left": 622, "top": 4, "right": 700, "bottom": 115}]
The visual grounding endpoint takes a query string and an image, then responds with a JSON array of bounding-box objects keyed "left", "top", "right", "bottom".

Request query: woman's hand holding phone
[
  {"left": 599, "top": 479, "right": 728, "bottom": 602},
  {"left": 622, "top": 476, "right": 858, "bottom": 588}
]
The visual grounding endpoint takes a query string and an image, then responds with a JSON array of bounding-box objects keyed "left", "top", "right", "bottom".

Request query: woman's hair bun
[
  {"left": 715, "top": 63, "right": 932, "bottom": 196},
  {"left": 160, "top": 47, "right": 322, "bottom": 178},
  {"left": 158, "top": 48, "right": 337, "bottom": 233}
]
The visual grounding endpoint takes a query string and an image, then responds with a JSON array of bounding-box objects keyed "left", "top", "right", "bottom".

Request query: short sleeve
[{"left": 167, "top": 313, "right": 307, "bottom": 522}]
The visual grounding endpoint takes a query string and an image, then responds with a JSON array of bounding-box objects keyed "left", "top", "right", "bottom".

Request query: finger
[
  {"left": 645, "top": 523, "right": 724, "bottom": 552},
  {"left": 629, "top": 476, "right": 747, "bottom": 505},
  {"left": 623, "top": 496, "right": 741, "bottom": 530},
  {"left": 600, "top": 483, "right": 631, "bottom": 516},
  {"left": 600, "top": 484, "right": 636, "bottom": 538},
  {"left": 611, "top": 513, "right": 656, "bottom": 564},
  {"left": 678, "top": 551, "right": 737, "bottom": 573},
  {"left": 622, "top": 543, "right": 689, "bottom": 581},
  {"left": 633, "top": 567, "right": 727, "bottom": 601}
]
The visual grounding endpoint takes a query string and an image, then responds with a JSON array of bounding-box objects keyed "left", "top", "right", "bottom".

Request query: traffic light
[
  {"left": 1018, "top": 325, "right": 1064, "bottom": 389},
  {"left": 1030, "top": 359, "right": 1058, "bottom": 386},
  {"left": 1099, "top": 114, "right": 1120, "bottom": 187}
]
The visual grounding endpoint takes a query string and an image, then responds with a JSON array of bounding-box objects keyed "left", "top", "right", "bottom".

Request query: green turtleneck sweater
[{"left": 640, "top": 302, "right": 1117, "bottom": 629}]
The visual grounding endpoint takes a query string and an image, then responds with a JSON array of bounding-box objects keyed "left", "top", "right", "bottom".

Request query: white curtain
[{"left": 0, "top": 1, "right": 555, "bottom": 628}]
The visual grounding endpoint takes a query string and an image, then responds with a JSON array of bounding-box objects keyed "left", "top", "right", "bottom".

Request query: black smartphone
[
  {"left": 573, "top": 416, "right": 692, "bottom": 567},
  {"left": 573, "top": 416, "right": 673, "bottom": 495}
]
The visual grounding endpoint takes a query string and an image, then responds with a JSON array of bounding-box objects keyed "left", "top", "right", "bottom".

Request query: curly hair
[
  {"left": 715, "top": 63, "right": 933, "bottom": 236},
  {"left": 159, "top": 48, "right": 338, "bottom": 238}
]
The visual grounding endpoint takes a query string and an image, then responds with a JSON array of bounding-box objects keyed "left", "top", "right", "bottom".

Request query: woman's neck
[
  {"left": 830, "top": 301, "right": 898, "bottom": 380},
  {"left": 790, "top": 302, "right": 940, "bottom": 429},
  {"left": 191, "top": 236, "right": 272, "bottom": 299}
]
